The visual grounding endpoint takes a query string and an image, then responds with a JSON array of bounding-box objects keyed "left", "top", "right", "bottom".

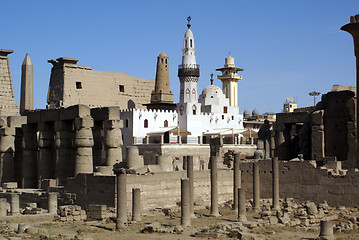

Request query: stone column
[
  {"left": 160, "top": 135, "right": 164, "bottom": 144},
  {"left": 114, "top": 166, "right": 127, "bottom": 230},
  {"left": 22, "top": 124, "right": 38, "bottom": 188},
  {"left": 48, "top": 192, "right": 58, "bottom": 214},
  {"left": 74, "top": 116, "right": 94, "bottom": 175},
  {"left": 210, "top": 156, "right": 220, "bottom": 217},
  {"left": 0, "top": 126, "right": 15, "bottom": 183},
  {"left": 104, "top": 119, "right": 123, "bottom": 167},
  {"left": 37, "top": 122, "right": 55, "bottom": 188},
  {"left": 272, "top": 157, "right": 280, "bottom": 211},
  {"left": 54, "top": 121, "right": 74, "bottom": 185},
  {"left": 275, "top": 130, "right": 286, "bottom": 158},
  {"left": 127, "top": 146, "right": 144, "bottom": 169},
  {"left": 0, "top": 198, "right": 7, "bottom": 217},
  {"left": 146, "top": 135, "right": 149, "bottom": 144},
  {"left": 253, "top": 162, "right": 260, "bottom": 212},
  {"left": 10, "top": 193, "right": 19, "bottom": 215},
  {"left": 319, "top": 220, "right": 334, "bottom": 239},
  {"left": 178, "top": 135, "right": 182, "bottom": 144},
  {"left": 132, "top": 188, "right": 141, "bottom": 222},
  {"left": 187, "top": 156, "right": 195, "bottom": 218},
  {"left": 183, "top": 156, "right": 187, "bottom": 170},
  {"left": 233, "top": 153, "right": 241, "bottom": 211},
  {"left": 341, "top": 16, "right": 359, "bottom": 166},
  {"left": 92, "top": 121, "right": 103, "bottom": 167},
  {"left": 181, "top": 177, "right": 191, "bottom": 227},
  {"left": 238, "top": 188, "right": 246, "bottom": 221}
]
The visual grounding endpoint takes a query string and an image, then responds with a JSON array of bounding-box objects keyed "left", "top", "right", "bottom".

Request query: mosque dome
[
  {"left": 243, "top": 109, "right": 250, "bottom": 118},
  {"left": 159, "top": 52, "right": 167, "bottom": 57},
  {"left": 225, "top": 55, "right": 235, "bottom": 68},
  {"left": 201, "top": 85, "right": 223, "bottom": 96},
  {"left": 252, "top": 108, "right": 259, "bottom": 117}
]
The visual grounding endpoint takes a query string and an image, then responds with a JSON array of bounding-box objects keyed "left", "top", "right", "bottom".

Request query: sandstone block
[
  {"left": 74, "top": 116, "right": 94, "bottom": 129},
  {"left": 2, "top": 182, "right": 17, "bottom": 189},
  {"left": 104, "top": 119, "right": 123, "bottom": 129},
  {"left": 312, "top": 110, "right": 324, "bottom": 125},
  {"left": 60, "top": 105, "right": 91, "bottom": 120}
]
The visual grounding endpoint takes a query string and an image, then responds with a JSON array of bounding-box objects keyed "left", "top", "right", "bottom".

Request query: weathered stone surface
[
  {"left": 0, "top": 49, "right": 19, "bottom": 116},
  {"left": 47, "top": 57, "right": 155, "bottom": 109}
]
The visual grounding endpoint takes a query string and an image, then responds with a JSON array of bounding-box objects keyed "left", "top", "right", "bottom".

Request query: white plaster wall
[{"left": 132, "top": 109, "right": 178, "bottom": 139}]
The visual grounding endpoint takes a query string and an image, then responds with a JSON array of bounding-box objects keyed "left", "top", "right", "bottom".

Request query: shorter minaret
[
  {"left": 151, "top": 52, "right": 173, "bottom": 104},
  {"left": 216, "top": 56, "right": 243, "bottom": 107},
  {"left": 20, "top": 53, "right": 33, "bottom": 115}
]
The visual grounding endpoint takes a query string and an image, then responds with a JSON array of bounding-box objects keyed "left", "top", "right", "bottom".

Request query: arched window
[
  {"left": 192, "top": 105, "right": 197, "bottom": 115},
  {"left": 185, "top": 39, "right": 188, "bottom": 47},
  {"left": 161, "top": 58, "right": 164, "bottom": 64},
  {"left": 190, "top": 39, "right": 193, "bottom": 47},
  {"left": 164, "top": 120, "right": 168, "bottom": 127},
  {"left": 125, "top": 118, "right": 129, "bottom": 128},
  {"left": 165, "top": 59, "right": 167, "bottom": 64},
  {"left": 144, "top": 119, "right": 148, "bottom": 128}
]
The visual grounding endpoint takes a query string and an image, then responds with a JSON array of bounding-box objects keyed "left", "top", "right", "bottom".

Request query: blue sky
[{"left": 2, "top": 0, "right": 358, "bottom": 114}]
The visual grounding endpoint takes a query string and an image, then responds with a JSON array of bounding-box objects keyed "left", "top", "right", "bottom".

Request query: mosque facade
[{"left": 120, "top": 18, "right": 245, "bottom": 153}]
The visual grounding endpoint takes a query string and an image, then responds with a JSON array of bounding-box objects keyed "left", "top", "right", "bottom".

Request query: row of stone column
[
  {"left": 20, "top": 115, "right": 123, "bottom": 188},
  {"left": 207, "top": 155, "right": 281, "bottom": 222},
  {"left": 114, "top": 165, "right": 142, "bottom": 231},
  {"left": 0, "top": 192, "right": 58, "bottom": 217}
]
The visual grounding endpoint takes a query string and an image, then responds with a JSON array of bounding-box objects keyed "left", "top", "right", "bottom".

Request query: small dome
[
  {"left": 225, "top": 55, "right": 235, "bottom": 68},
  {"left": 159, "top": 52, "right": 167, "bottom": 57},
  {"left": 252, "top": 108, "right": 259, "bottom": 116},
  {"left": 201, "top": 85, "right": 223, "bottom": 96},
  {"left": 243, "top": 109, "right": 250, "bottom": 118},
  {"left": 184, "top": 28, "right": 194, "bottom": 38}
]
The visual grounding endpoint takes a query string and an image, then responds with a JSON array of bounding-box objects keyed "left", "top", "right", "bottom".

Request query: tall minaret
[
  {"left": 216, "top": 55, "right": 243, "bottom": 107},
  {"left": 178, "top": 16, "right": 200, "bottom": 105},
  {"left": 20, "top": 53, "right": 33, "bottom": 115}
]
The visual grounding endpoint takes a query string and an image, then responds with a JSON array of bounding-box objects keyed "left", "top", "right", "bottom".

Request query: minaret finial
[
  {"left": 187, "top": 16, "right": 191, "bottom": 29},
  {"left": 210, "top": 74, "right": 213, "bottom": 85}
]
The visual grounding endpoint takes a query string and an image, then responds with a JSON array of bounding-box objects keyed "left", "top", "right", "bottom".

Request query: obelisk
[{"left": 20, "top": 53, "right": 33, "bottom": 115}]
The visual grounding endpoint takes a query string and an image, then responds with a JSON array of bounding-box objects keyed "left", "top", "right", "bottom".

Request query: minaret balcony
[
  {"left": 178, "top": 64, "right": 200, "bottom": 77},
  {"left": 218, "top": 74, "right": 242, "bottom": 80}
]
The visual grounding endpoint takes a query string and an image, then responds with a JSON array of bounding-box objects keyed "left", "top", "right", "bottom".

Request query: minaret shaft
[
  {"left": 178, "top": 17, "right": 200, "bottom": 105},
  {"left": 216, "top": 56, "right": 243, "bottom": 107}
]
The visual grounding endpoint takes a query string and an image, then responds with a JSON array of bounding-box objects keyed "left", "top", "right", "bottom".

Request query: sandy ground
[{"left": 1, "top": 206, "right": 359, "bottom": 240}]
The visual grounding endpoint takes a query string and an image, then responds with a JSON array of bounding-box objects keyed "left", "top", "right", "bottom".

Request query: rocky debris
[
  {"left": 306, "top": 201, "right": 318, "bottom": 215},
  {"left": 21, "top": 203, "right": 47, "bottom": 215},
  {"left": 141, "top": 222, "right": 182, "bottom": 234},
  {"left": 54, "top": 205, "right": 87, "bottom": 222}
]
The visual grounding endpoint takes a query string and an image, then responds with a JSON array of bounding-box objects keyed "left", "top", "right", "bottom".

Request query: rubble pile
[{"left": 54, "top": 205, "right": 87, "bottom": 222}]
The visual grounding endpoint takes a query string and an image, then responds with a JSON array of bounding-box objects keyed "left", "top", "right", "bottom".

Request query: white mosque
[{"left": 120, "top": 17, "right": 245, "bottom": 155}]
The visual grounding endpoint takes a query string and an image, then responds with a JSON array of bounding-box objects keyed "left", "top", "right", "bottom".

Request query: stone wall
[
  {"left": 64, "top": 160, "right": 359, "bottom": 210},
  {"left": 65, "top": 169, "right": 233, "bottom": 211},
  {"left": 47, "top": 57, "right": 155, "bottom": 109}
]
